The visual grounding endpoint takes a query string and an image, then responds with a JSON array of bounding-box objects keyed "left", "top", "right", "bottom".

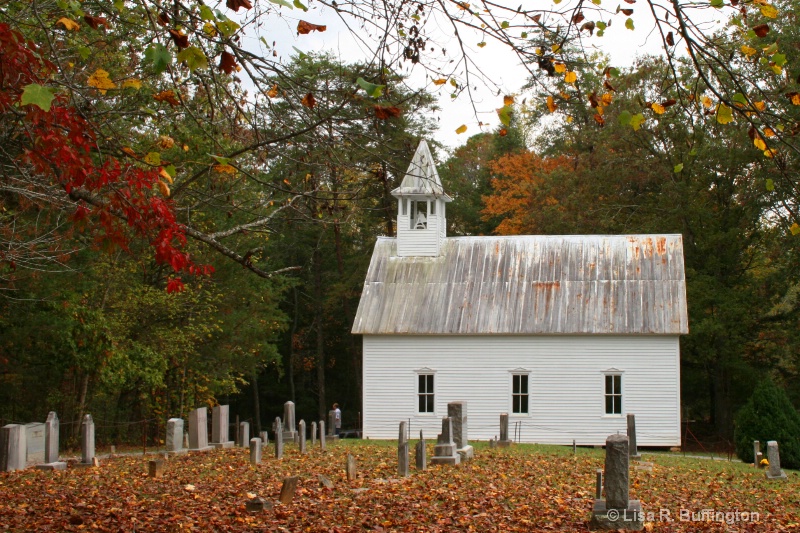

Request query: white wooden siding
[
  {"left": 397, "top": 215, "right": 441, "bottom": 256},
  {"left": 362, "top": 335, "right": 681, "bottom": 446}
]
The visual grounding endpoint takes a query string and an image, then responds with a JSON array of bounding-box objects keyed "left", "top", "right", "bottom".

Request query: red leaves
[
  {"left": 226, "top": 0, "right": 253, "bottom": 11},
  {"left": 753, "top": 24, "right": 770, "bottom": 38},
  {"left": 572, "top": 12, "right": 585, "bottom": 24},
  {"left": 166, "top": 277, "right": 185, "bottom": 293},
  {"left": 666, "top": 31, "right": 675, "bottom": 46},
  {"left": 219, "top": 51, "right": 237, "bottom": 74},
  {"left": 621, "top": 8, "right": 633, "bottom": 16},
  {"left": 168, "top": 29, "right": 189, "bottom": 49},
  {"left": 297, "top": 20, "right": 327, "bottom": 34},
  {"left": 301, "top": 92, "right": 316, "bottom": 108},
  {"left": 374, "top": 105, "right": 402, "bottom": 119},
  {"left": 157, "top": 11, "right": 170, "bottom": 26},
  {"left": 83, "top": 15, "right": 108, "bottom": 30}
]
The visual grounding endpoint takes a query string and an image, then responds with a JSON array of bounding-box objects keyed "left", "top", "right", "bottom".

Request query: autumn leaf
[
  {"left": 603, "top": 80, "right": 616, "bottom": 92},
  {"left": 553, "top": 62, "right": 566, "bottom": 74},
  {"left": 791, "top": 222, "right": 800, "bottom": 235},
  {"left": 564, "top": 71, "right": 577, "bottom": 84},
  {"left": 630, "top": 113, "right": 646, "bottom": 130},
  {"left": 754, "top": 136, "right": 767, "bottom": 150},
  {"left": 588, "top": 92, "right": 599, "bottom": 108},
  {"left": 177, "top": 47, "right": 209, "bottom": 72},
  {"left": 157, "top": 181, "right": 171, "bottom": 197},
  {"left": 226, "top": 0, "right": 253, "bottom": 10},
  {"left": 56, "top": 17, "right": 80, "bottom": 31},
  {"left": 121, "top": 79, "right": 142, "bottom": 90},
  {"left": 621, "top": 8, "right": 633, "bottom": 15},
  {"left": 214, "top": 164, "right": 238, "bottom": 174},
  {"left": 789, "top": 93, "right": 800, "bottom": 106},
  {"left": 267, "top": 84, "right": 279, "bottom": 98},
  {"left": 504, "top": 95, "right": 514, "bottom": 106},
  {"left": 702, "top": 96, "right": 713, "bottom": 109},
  {"left": 219, "top": 51, "right": 237, "bottom": 74},
  {"left": 121, "top": 147, "right": 137, "bottom": 157},
  {"left": 168, "top": 29, "right": 190, "bottom": 49},
  {"left": 374, "top": 105, "right": 402, "bottom": 119},
  {"left": 433, "top": 78, "right": 447, "bottom": 85},
  {"left": 159, "top": 168, "right": 174, "bottom": 183},
  {"left": 87, "top": 68, "right": 116, "bottom": 94},
  {"left": 83, "top": 15, "right": 108, "bottom": 30},
  {"left": 760, "top": 4, "right": 778, "bottom": 18},
  {"left": 716, "top": 102, "right": 734, "bottom": 124},
  {"left": 601, "top": 93, "right": 613, "bottom": 106},
  {"left": 497, "top": 105, "right": 513, "bottom": 126},
  {"left": 764, "top": 127, "right": 775, "bottom": 137},
  {"left": 455, "top": 124, "right": 467, "bottom": 134},
  {"left": 593, "top": 113, "right": 605, "bottom": 126},
  {"left": 144, "top": 152, "right": 161, "bottom": 166},
  {"left": 297, "top": 20, "right": 326, "bottom": 34},
  {"left": 741, "top": 45, "right": 757, "bottom": 57},
  {"left": 301, "top": 92, "right": 316, "bottom": 108},
  {"left": 546, "top": 95, "right": 557, "bottom": 113},
  {"left": 158, "top": 135, "right": 175, "bottom": 150},
  {"left": 666, "top": 31, "right": 674, "bottom": 46},
  {"left": 154, "top": 90, "right": 180, "bottom": 106},
  {"left": 581, "top": 21, "right": 595, "bottom": 35},
  {"left": 572, "top": 12, "right": 585, "bottom": 23},
  {"left": 752, "top": 24, "right": 770, "bottom": 37}
]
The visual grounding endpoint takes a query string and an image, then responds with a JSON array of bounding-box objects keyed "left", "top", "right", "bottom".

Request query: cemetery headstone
[
  {"left": 431, "top": 417, "right": 460, "bottom": 465},
  {"left": 210, "top": 405, "right": 233, "bottom": 448},
  {"left": 279, "top": 476, "right": 299, "bottom": 504},
  {"left": 318, "top": 474, "right": 334, "bottom": 489},
  {"left": 346, "top": 453, "right": 357, "bottom": 481},
  {"left": 489, "top": 438, "right": 497, "bottom": 449},
  {"left": 589, "top": 434, "right": 644, "bottom": 531},
  {"left": 239, "top": 422, "right": 250, "bottom": 448},
  {"left": 166, "top": 418, "right": 186, "bottom": 455},
  {"left": 627, "top": 414, "right": 641, "bottom": 459},
  {"left": 1, "top": 424, "right": 26, "bottom": 472},
  {"left": 756, "top": 451, "right": 763, "bottom": 467},
  {"left": 246, "top": 497, "right": 271, "bottom": 512},
  {"left": 753, "top": 440, "right": 760, "bottom": 468},
  {"left": 765, "top": 440, "right": 788, "bottom": 480},
  {"left": 398, "top": 421, "right": 409, "bottom": 477},
  {"left": 183, "top": 431, "right": 189, "bottom": 450},
  {"left": 298, "top": 420, "right": 307, "bottom": 455},
  {"left": 498, "top": 413, "right": 512, "bottom": 447},
  {"left": 250, "top": 438, "right": 262, "bottom": 466},
  {"left": 448, "top": 401, "right": 474, "bottom": 461},
  {"left": 282, "top": 401, "right": 298, "bottom": 441},
  {"left": 327, "top": 410, "right": 336, "bottom": 438},
  {"left": 78, "top": 414, "right": 96, "bottom": 467},
  {"left": 25, "top": 422, "right": 45, "bottom": 466},
  {"left": 311, "top": 421, "right": 317, "bottom": 447},
  {"left": 188, "top": 407, "right": 212, "bottom": 452},
  {"left": 260, "top": 431, "right": 269, "bottom": 446},
  {"left": 415, "top": 430, "right": 426, "bottom": 471},
  {"left": 319, "top": 420, "right": 326, "bottom": 451},
  {"left": 148, "top": 459, "right": 165, "bottom": 478},
  {"left": 274, "top": 417, "right": 284, "bottom": 459},
  {"left": 36, "top": 412, "right": 66, "bottom": 470},
  {"left": 595, "top": 469, "right": 603, "bottom": 500}
]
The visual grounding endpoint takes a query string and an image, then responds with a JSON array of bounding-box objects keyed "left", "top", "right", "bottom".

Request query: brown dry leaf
[
  {"left": 593, "top": 114, "right": 605, "bottom": 126},
  {"left": 214, "top": 164, "right": 237, "bottom": 175},
  {"left": 83, "top": 15, "right": 108, "bottom": 30},
  {"left": 661, "top": 99, "right": 677, "bottom": 108},
  {"left": 546, "top": 95, "right": 557, "bottom": 113},
  {"left": 621, "top": 8, "right": 633, "bottom": 15},
  {"left": 226, "top": 0, "right": 253, "bottom": 11},
  {"left": 581, "top": 21, "right": 595, "bottom": 35},
  {"left": 433, "top": 78, "right": 447, "bottom": 85},
  {"left": 297, "top": 20, "right": 327, "bottom": 34},
  {"left": 301, "top": 92, "right": 316, "bottom": 108},
  {"left": 219, "top": 51, "right": 237, "bottom": 74},
  {"left": 666, "top": 31, "right": 674, "bottom": 46},
  {"left": 157, "top": 11, "right": 170, "bottom": 26},
  {"left": 503, "top": 95, "right": 514, "bottom": 106},
  {"left": 168, "top": 29, "right": 189, "bottom": 49},
  {"left": 374, "top": 105, "right": 402, "bottom": 119},
  {"left": 159, "top": 168, "right": 174, "bottom": 183},
  {"left": 121, "top": 147, "right": 137, "bottom": 157},
  {"left": 572, "top": 12, "right": 585, "bottom": 23},
  {"left": 603, "top": 80, "right": 616, "bottom": 92},
  {"left": 753, "top": 24, "right": 770, "bottom": 37},
  {"left": 154, "top": 90, "right": 180, "bottom": 106},
  {"left": 156, "top": 181, "right": 171, "bottom": 197},
  {"left": 588, "top": 92, "right": 599, "bottom": 108},
  {"left": 267, "top": 84, "right": 279, "bottom": 98},
  {"left": 498, "top": 128, "right": 508, "bottom": 136},
  {"left": 158, "top": 135, "right": 175, "bottom": 150}
]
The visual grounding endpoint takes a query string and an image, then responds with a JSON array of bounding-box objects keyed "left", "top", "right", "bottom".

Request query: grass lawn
[{"left": 0, "top": 439, "right": 797, "bottom": 531}]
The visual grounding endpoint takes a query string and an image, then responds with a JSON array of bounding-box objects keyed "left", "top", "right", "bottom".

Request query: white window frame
[
  {"left": 509, "top": 368, "right": 531, "bottom": 416},
  {"left": 602, "top": 368, "right": 624, "bottom": 417},
  {"left": 414, "top": 367, "right": 437, "bottom": 415}
]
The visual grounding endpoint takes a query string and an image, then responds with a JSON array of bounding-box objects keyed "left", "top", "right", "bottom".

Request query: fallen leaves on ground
[{"left": 0, "top": 441, "right": 797, "bottom": 531}]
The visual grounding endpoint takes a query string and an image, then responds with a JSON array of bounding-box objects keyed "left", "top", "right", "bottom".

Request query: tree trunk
[
  {"left": 252, "top": 371, "right": 261, "bottom": 435},
  {"left": 313, "top": 244, "right": 326, "bottom": 421}
]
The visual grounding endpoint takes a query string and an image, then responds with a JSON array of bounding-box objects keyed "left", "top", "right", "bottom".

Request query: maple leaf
[
  {"left": 87, "top": 69, "right": 117, "bottom": 94},
  {"left": 219, "top": 51, "right": 237, "bottom": 74},
  {"left": 297, "top": 20, "right": 327, "bottom": 34}
]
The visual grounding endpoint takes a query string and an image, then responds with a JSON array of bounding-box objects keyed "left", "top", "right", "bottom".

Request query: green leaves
[
  {"left": 618, "top": 110, "right": 645, "bottom": 130},
  {"left": 144, "top": 44, "right": 172, "bottom": 74},
  {"left": 20, "top": 84, "right": 55, "bottom": 111},
  {"left": 716, "top": 102, "right": 734, "bottom": 124},
  {"left": 199, "top": 4, "right": 215, "bottom": 20},
  {"left": 630, "top": 113, "right": 645, "bottom": 130},
  {"left": 269, "top": 0, "right": 293, "bottom": 7},
  {"left": 497, "top": 105, "right": 513, "bottom": 126},
  {"left": 177, "top": 46, "right": 209, "bottom": 72},
  {"left": 673, "top": 163, "right": 684, "bottom": 173},
  {"left": 625, "top": 17, "right": 634, "bottom": 30},
  {"left": 293, "top": 0, "right": 309, "bottom": 10},
  {"left": 356, "top": 77, "right": 385, "bottom": 98}
]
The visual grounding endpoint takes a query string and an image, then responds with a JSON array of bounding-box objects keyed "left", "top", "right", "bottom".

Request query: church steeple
[{"left": 391, "top": 140, "right": 452, "bottom": 257}]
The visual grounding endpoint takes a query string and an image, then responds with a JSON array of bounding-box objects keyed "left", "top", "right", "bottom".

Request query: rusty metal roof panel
[{"left": 352, "top": 234, "right": 689, "bottom": 335}]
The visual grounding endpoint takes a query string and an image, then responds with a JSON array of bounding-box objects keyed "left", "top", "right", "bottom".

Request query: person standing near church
[{"left": 333, "top": 403, "right": 342, "bottom": 436}]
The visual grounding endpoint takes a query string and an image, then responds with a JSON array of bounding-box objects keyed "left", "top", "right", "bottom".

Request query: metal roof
[
  {"left": 390, "top": 140, "right": 452, "bottom": 200},
  {"left": 352, "top": 234, "right": 688, "bottom": 335}
]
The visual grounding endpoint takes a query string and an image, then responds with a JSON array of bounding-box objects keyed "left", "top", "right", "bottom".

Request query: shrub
[{"left": 734, "top": 379, "right": 800, "bottom": 469}]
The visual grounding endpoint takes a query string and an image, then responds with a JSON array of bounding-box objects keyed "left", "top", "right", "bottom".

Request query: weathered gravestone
[
  {"left": 260, "top": 431, "right": 269, "bottom": 446},
  {"left": 1, "top": 424, "right": 26, "bottom": 472},
  {"left": 431, "top": 417, "right": 460, "bottom": 465},
  {"left": 188, "top": 407, "right": 212, "bottom": 452},
  {"left": 753, "top": 440, "right": 760, "bottom": 468},
  {"left": 77, "top": 414, "right": 96, "bottom": 467},
  {"left": 498, "top": 413, "right": 512, "bottom": 447},
  {"left": 318, "top": 474, "right": 334, "bottom": 489},
  {"left": 319, "top": 420, "right": 326, "bottom": 451},
  {"left": 765, "top": 441, "right": 788, "bottom": 480},
  {"left": 298, "top": 420, "right": 307, "bottom": 455},
  {"left": 279, "top": 476, "right": 299, "bottom": 504},
  {"left": 283, "top": 401, "right": 298, "bottom": 441},
  {"left": 245, "top": 497, "right": 271, "bottom": 512},
  {"left": 448, "top": 402, "right": 473, "bottom": 461},
  {"left": 250, "top": 437, "right": 262, "bottom": 466},
  {"left": 25, "top": 422, "right": 45, "bottom": 466},
  {"left": 148, "top": 459, "right": 165, "bottom": 478},
  {"left": 346, "top": 453, "right": 357, "bottom": 481},
  {"left": 398, "top": 421, "right": 409, "bottom": 477},
  {"left": 327, "top": 410, "right": 336, "bottom": 439},
  {"left": 239, "top": 422, "right": 249, "bottom": 448},
  {"left": 311, "top": 421, "right": 317, "bottom": 446},
  {"left": 627, "top": 414, "right": 641, "bottom": 460},
  {"left": 589, "top": 434, "right": 644, "bottom": 531},
  {"left": 166, "top": 418, "right": 186, "bottom": 455},
  {"left": 274, "top": 417, "right": 284, "bottom": 459},
  {"left": 415, "top": 430, "right": 426, "bottom": 471},
  {"left": 36, "top": 412, "right": 66, "bottom": 470},
  {"left": 210, "top": 405, "right": 233, "bottom": 448},
  {"left": 595, "top": 469, "right": 603, "bottom": 499}
]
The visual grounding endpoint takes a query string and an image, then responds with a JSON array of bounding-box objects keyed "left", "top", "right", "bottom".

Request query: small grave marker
[
  {"left": 250, "top": 437, "right": 262, "bottom": 465},
  {"left": 765, "top": 441, "right": 787, "bottom": 480},
  {"left": 279, "top": 476, "right": 299, "bottom": 504},
  {"left": 398, "top": 421, "right": 409, "bottom": 477},
  {"left": 148, "top": 459, "right": 165, "bottom": 478},
  {"left": 415, "top": 430, "right": 426, "bottom": 471},
  {"left": 346, "top": 453, "right": 357, "bottom": 481},
  {"left": 299, "top": 420, "right": 307, "bottom": 455}
]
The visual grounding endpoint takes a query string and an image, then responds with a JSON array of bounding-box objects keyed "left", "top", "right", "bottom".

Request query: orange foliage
[{"left": 482, "top": 151, "right": 572, "bottom": 235}]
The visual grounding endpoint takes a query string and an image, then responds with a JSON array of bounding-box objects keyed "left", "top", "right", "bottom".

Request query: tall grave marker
[{"left": 589, "top": 434, "right": 644, "bottom": 530}]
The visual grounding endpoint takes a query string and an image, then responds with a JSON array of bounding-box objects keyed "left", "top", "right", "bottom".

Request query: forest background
[{"left": 3, "top": 0, "right": 800, "bottom": 451}]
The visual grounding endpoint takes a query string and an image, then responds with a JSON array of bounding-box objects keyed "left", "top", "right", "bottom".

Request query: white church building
[{"left": 351, "top": 141, "right": 688, "bottom": 446}]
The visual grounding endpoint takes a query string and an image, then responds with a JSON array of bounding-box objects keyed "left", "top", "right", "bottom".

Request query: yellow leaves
[
  {"left": 791, "top": 223, "right": 800, "bottom": 236},
  {"left": 741, "top": 45, "right": 757, "bottom": 57},
  {"left": 716, "top": 103, "right": 734, "bottom": 124},
  {"left": 601, "top": 93, "right": 613, "bottom": 106},
  {"left": 702, "top": 96, "right": 713, "bottom": 109},
  {"left": 154, "top": 90, "right": 180, "bottom": 106},
  {"left": 214, "top": 164, "right": 238, "bottom": 174},
  {"left": 650, "top": 103, "right": 665, "bottom": 114},
  {"left": 553, "top": 62, "right": 567, "bottom": 74},
  {"left": 770, "top": 64, "right": 782, "bottom": 75},
  {"left": 791, "top": 93, "right": 800, "bottom": 106},
  {"left": 763, "top": 148, "right": 778, "bottom": 158},
  {"left": 57, "top": 17, "right": 80, "bottom": 31},
  {"left": 121, "top": 79, "right": 142, "bottom": 90},
  {"left": 477, "top": 42, "right": 487, "bottom": 48},
  {"left": 551, "top": 43, "right": 561, "bottom": 53},
  {"left": 753, "top": 136, "right": 766, "bottom": 150},
  {"left": 503, "top": 95, "right": 514, "bottom": 106},
  {"left": 564, "top": 71, "right": 577, "bottom": 84},
  {"left": 203, "top": 22, "right": 217, "bottom": 36},
  {"left": 433, "top": 79, "right": 447, "bottom": 86},
  {"left": 267, "top": 84, "right": 279, "bottom": 98},
  {"left": 764, "top": 127, "right": 775, "bottom": 138},
  {"left": 546, "top": 95, "right": 557, "bottom": 113},
  {"left": 760, "top": 4, "right": 778, "bottom": 18},
  {"left": 158, "top": 135, "right": 175, "bottom": 150},
  {"left": 455, "top": 124, "right": 468, "bottom": 134},
  {"left": 87, "top": 69, "right": 116, "bottom": 94},
  {"left": 754, "top": 101, "right": 766, "bottom": 112},
  {"left": 159, "top": 168, "right": 174, "bottom": 184},
  {"left": 157, "top": 180, "right": 171, "bottom": 197}
]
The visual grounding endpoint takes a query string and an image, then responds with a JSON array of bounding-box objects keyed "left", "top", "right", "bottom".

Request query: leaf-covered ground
[{"left": 0, "top": 440, "right": 797, "bottom": 532}]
